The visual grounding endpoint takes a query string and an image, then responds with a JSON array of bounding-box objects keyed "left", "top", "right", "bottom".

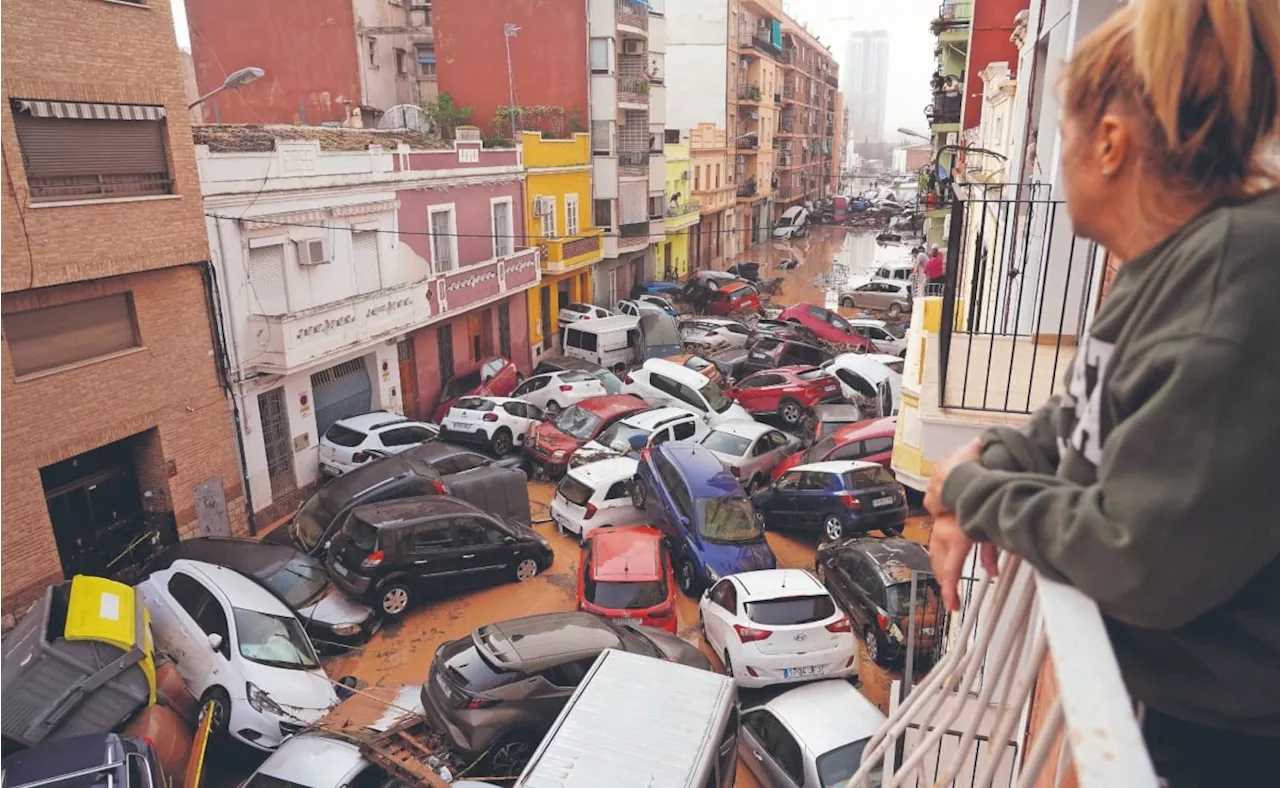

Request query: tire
[
  {"left": 514, "top": 557, "right": 540, "bottom": 582},
  {"left": 490, "top": 428, "right": 513, "bottom": 457},
  {"left": 882, "top": 524, "right": 904, "bottom": 537},
  {"left": 864, "top": 627, "right": 887, "bottom": 667},
  {"left": 630, "top": 478, "right": 647, "bottom": 510},
  {"left": 778, "top": 397, "right": 804, "bottom": 426},
  {"left": 677, "top": 559, "right": 699, "bottom": 596},
  {"left": 545, "top": 400, "right": 561, "bottom": 414},
  {"left": 840, "top": 296, "right": 856, "bottom": 308},
  {"left": 200, "top": 686, "right": 232, "bottom": 739},
  {"left": 377, "top": 582, "right": 413, "bottom": 618},
  {"left": 489, "top": 734, "right": 536, "bottom": 777},
  {"left": 822, "top": 515, "right": 846, "bottom": 542},
  {"left": 889, "top": 303, "right": 904, "bottom": 317}
]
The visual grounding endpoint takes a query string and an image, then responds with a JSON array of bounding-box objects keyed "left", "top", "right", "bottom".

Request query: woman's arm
[{"left": 975, "top": 398, "right": 1062, "bottom": 475}]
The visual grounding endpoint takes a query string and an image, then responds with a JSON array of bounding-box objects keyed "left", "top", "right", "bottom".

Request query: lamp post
[
  {"left": 896, "top": 127, "right": 931, "bottom": 142},
  {"left": 504, "top": 24, "right": 520, "bottom": 141},
  {"left": 189, "top": 67, "right": 265, "bottom": 110}
]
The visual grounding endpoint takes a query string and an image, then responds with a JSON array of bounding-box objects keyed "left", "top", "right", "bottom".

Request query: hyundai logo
[{"left": 794, "top": 633, "right": 807, "bottom": 641}]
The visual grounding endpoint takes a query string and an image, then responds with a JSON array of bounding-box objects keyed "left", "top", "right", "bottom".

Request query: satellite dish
[{"left": 377, "top": 104, "right": 435, "bottom": 134}]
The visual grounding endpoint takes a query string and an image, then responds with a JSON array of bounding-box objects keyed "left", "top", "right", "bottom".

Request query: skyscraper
[{"left": 843, "top": 30, "right": 890, "bottom": 144}]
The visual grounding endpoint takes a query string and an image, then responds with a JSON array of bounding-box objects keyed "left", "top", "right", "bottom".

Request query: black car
[
  {"left": 751, "top": 460, "right": 907, "bottom": 541},
  {"left": 326, "top": 496, "right": 553, "bottom": 617},
  {"left": 145, "top": 537, "right": 378, "bottom": 651},
  {"left": 814, "top": 537, "right": 943, "bottom": 667},
  {"left": 725, "top": 261, "right": 761, "bottom": 282},
  {"left": 705, "top": 346, "right": 752, "bottom": 385},
  {"left": 533, "top": 356, "right": 624, "bottom": 394},
  {"left": 752, "top": 318, "right": 820, "bottom": 345},
  {"left": 743, "top": 337, "right": 833, "bottom": 374},
  {"left": 2, "top": 733, "right": 165, "bottom": 788}
]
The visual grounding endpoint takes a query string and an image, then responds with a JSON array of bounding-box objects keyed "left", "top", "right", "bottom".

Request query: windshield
[
  {"left": 703, "top": 430, "right": 752, "bottom": 456},
  {"left": 805, "top": 434, "right": 839, "bottom": 463},
  {"left": 640, "top": 315, "right": 681, "bottom": 346},
  {"left": 557, "top": 475, "right": 595, "bottom": 507},
  {"left": 585, "top": 579, "right": 668, "bottom": 610},
  {"left": 264, "top": 556, "right": 329, "bottom": 608},
  {"left": 595, "top": 421, "right": 650, "bottom": 450},
  {"left": 829, "top": 312, "right": 853, "bottom": 333},
  {"left": 696, "top": 496, "right": 764, "bottom": 543},
  {"left": 293, "top": 494, "right": 332, "bottom": 550},
  {"left": 442, "top": 371, "right": 481, "bottom": 400},
  {"left": 233, "top": 608, "right": 319, "bottom": 669},
  {"left": 700, "top": 379, "right": 735, "bottom": 413},
  {"left": 553, "top": 406, "right": 604, "bottom": 440},
  {"left": 745, "top": 594, "right": 836, "bottom": 625},
  {"left": 845, "top": 467, "right": 897, "bottom": 488},
  {"left": 817, "top": 738, "right": 881, "bottom": 788},
  {"left": 596, "top": 370, "right": 624, "bottom": 394},
  {"left": 819, "top": 419, "right": 853, "bottom": 439}
]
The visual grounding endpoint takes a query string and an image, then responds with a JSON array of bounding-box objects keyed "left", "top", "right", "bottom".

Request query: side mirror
[
  {"left": 680, "top": 516, "right": 691, "bottom": 529},
  {"left": 207, "top": 633, "right": 223, "bottom": 651}
]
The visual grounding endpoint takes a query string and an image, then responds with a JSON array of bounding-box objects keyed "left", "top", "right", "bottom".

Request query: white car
[
  {"left": 558, "top": 302, "right": 613, "bottom": 327},
  {"left": 318, "top": 411, "right": 439, "bottom": 476},
  {"left": 680, "top": 318, "right": 753, "bottom": 349},
  {"left": 244, "top": 731, "right": 492, "bottom": 788},
  {"left": 570, "top": 406, "right": 709, "bottom": 468},
  {"left": 510, "top": 369, "right": 607, "bottom": 413},
  {"left": 847, "top": 318, "right": 907, "bottom": 356},
  {"left": 616, "top": 298, "right": 668, "bottom": 317},
  {"left": 698, "top": 568, "right": 857, "bottom": 689},
  {"left": 621, "top": 358, "right": 751, "bottom": 427},
  {"left": 549, "top": 456, "right": 647, "bottom": 541},
  {"left": 638, "top": 293, "right": 677, "bottom": 313},
  {"left": 138, "top": 559, "right": 339, "bottom": 751},
  {"left": 700, "top": 420, "right": 801, "bottom": 493},
  {"left": 825, "top": 353, "right": 902, "bottom": 417},
  {"left": 439, "top": 396, "right": 545, "bottom": 457},
  {"left": 865, "top": 353, "right": 904, "bottom": 375}
]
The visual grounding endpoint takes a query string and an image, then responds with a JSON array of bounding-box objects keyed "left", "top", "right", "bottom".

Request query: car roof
[
  {"left": 567, "top": 314, "right": 640, "bottom": 332},
  {"left": 255, "top": 734, "right": 365, "bottom": 786},
  {"left": 170, "top": 559, "right": 293, "bottom": 616},
  {"left": 568, "top": 456, "right": 639, "bottom": 484},
  {"left": 475, "top": 612, "right": 622, "bottom": 671},
  {"left": 333, "top": 410, "right": 408, "bottom": 432},
  {"left": 576, "top": 394, "right": 649, "bottom": 418},
  {"left": 709, "top": 419, "right": 774, "bottom": 439},
  {"left": 878, "top": 260, "right": 915, "bottom": 270},
  {"left": 589, "top": 527, "right": 664, "bottom": 582},
  {"left": 868, "top": 277, "right": 910, "bottom": 289},
  {"left": 791, "top": 460, "right": 881, "bottom": 475},
  {"left": 350, "top": 494, "right": 480, "bottom": 527},
  {"left": 159, "top": 537, "right": 304, "bottom": 577},
  {"left": 458, "top": 395, "right": 522, "bottom": 406},
  {"left": 848, "top": 318, "right": 889, "bottom": 329},
  {"left": 846, "top": 537, "right": 933, "bottom": 578},
  {"left": 401, "top": 441, "right": 485, "bottom": 466},
  {"left": 540, "top": 356, "right": 607, "bottom": 373},
  {"left": 813, "top": 404, "right": 863, "bottom": 421},
  {"left": 656, "top": 442, "right": 740, "bottom": 494},
  {"left": 754, "top": 679, "right": 886, "bottom": 757},
  {"left": 831, "top": 416, "right": 898, "bottom": 443},
  {"left": 731, "top": 568, "right": 824, "bottom": 599},
  {"left": 623, "top": 406, "right": 694, "bottom": 430},
  {"left": 719, "top": 280, "right": 755, "bottom": 293},
  {"left": 690, "top": 317, "right": 740, "bottom": 327},
  {"left": 641, "top": 358, "right": 715, "bottom": 388}
]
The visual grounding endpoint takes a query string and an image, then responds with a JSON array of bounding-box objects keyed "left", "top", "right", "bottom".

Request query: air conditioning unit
[
  {"left": 295, "top": 238, "right": 331, "bottom": 266},
  {"left": 534, "top": 196, "right": 554, "bottom": 216},
  {"left": 622, "top": 40, "right": 644, "bottom": 55}
]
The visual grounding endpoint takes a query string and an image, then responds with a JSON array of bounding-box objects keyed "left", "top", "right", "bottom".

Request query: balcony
[
  {"left": 736, "top": 181, "right": 758, "bottom": 199},
  {"left": 933, "top": 0, "right": 973, "bottom": 42},
  {"left": 615, "top": 0, "right": 649, "bottom": 33},
  {"left": 782, "top": 83, "right": 796, "bottom": 103},
  {"left": 929, "top": 91, "right": 963, "bottom": 126},
  {"left": 664, "top": 200, "right": 700, "bottom": 232},
  {"left": 737, "top": 83, "right": 763, "bottom": 103},
  {"left": 778, "top": 118, "right": 795, "bottom": 134},
  {"left": 536, "top": 229, "right": 604, "bottom": 274},
  {"left": 618, "top": 150, "right": 650, "bottom": 175},
  {"left": 751, "top": 35, "right": 782, "bottom": 59},
  {"left": 617, "top": 76, "right": 650, "bottom": 107},
  {"left": 735, "top": 134, "right": 760, "bottom": 152},
  {"left": 824, "top": 72, "right": 839, "bottom": 89},
  {"left": 245, "top": 247, "right": 540, "bottom": 375},
  {"left": 779, "top": 48, "right": 796, "bottom": 66}
]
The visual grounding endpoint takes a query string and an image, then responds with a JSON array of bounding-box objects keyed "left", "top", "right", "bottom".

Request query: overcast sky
[{"left": 172, "top": 0, "right": 934, "bottom": 140}]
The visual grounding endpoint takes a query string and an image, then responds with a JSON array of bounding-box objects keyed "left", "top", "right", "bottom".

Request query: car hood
[
  {"left": 718, "top": 402, "right": 752, "bottom": 422},
  {"left": 530, "top": 423, "right": 583, "bottom": 454},
  {"left": 635, "top": 626, "right": 713, "bottom": 670},
  {"left": 698, "top": 537, "right": 777, "bottom": 578},
  {"left": 570, "top": 441, "right": 626, "bottom": 468},
  {"left": 240, "top": 662, "right": 339, "bottom": 718},
  {"left": 296, "top": 585, "right": 375, "bottom": 630}
]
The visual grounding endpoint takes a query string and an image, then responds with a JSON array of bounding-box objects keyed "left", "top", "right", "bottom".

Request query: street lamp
[
  {"left": 189, "top": 67, "right": 266, "bottom": 110},
  {"left": 897, "top": 127, "right": 931, "bottom": 142}
]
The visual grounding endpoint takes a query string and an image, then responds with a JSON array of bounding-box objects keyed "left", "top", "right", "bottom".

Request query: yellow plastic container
[{"left": 63, "top": 575, "right": 157, "bottom": 705}]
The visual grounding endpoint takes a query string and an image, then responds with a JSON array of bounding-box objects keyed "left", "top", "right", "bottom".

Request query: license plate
[
  {"left": 783, "top": 665, "right": 826, "bottom": 679},
  {"left": 920, "top": 628, "right": 935, "bottom": 636},
  {"left": 751, "top": 352, "right": 767, "bottom": 359},
  {"left": 619, "top": 616, "right": 637, "bottom": 625},
  {"left": 333, "top": 562, "right": 349, "bottom": 577},
  {"left": 873, "top": 496, "right": 895, "bottom": 507},
  {"left": 435, "top": 673, "right": 452, "bottom": 699}
]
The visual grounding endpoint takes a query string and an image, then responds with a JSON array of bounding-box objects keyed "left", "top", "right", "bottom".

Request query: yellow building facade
[
  {"left": 656, "top": 141, "right": 700, "bottom": 279},
  {"left": 521, "top": 131, "right": 604, "bottom": 361}
]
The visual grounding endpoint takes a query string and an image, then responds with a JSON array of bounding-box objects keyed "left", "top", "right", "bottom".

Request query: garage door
[{"left": 310, "top": 358, "right": 372, "bottom": 437}]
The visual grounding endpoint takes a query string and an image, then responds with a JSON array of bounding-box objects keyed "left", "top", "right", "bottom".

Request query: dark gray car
[{"left": 421, "top": 612, "right": 710, "bottom": 775}]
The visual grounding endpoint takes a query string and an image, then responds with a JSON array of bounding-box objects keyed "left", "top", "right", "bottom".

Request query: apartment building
[
  {"left": 687, "top": 122, "right": 737, "bottom": 268},
  {"left": 434, "top": 0, "right": 667, "bottom": 306},
  {"left": 186, "top": 0, "right": 438, "bottom": 125},
  {"left": 658, "top": 138, "right": 700, "bottom": 278},
  {"left": 0, "top": 0, "right": 247, "bottom": 614},
  {"left": 843, "top": 30, "right": 890, "bottom": 145},
  {"left": 775, "top": 20, "right": 842, "bottom": 223}
]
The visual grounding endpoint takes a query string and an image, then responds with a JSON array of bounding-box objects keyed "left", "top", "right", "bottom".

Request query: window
[
  {"left": 566, "top": 328, "right": 597, "bottom": 352},
  {"left": 589, "top": 38, "right": 610, "bottom": 73},
  {"left": 593, "top": 199, "right": 612, "bottom": 228},
  {"left": 351, "top": 230, "right": 381, "bottom": 294},
  {"left": 11, "top": 103, "right": 172, "bottom": 202},
  {"left": 671, "top": 420, "right": 697, "bottom": 440},
  {"left": 710, "top": 579, "right": 737, "bottom": 613},
  {"left": 394, "top": 48, "right": 408, "bottom": 74},
  {"left": 491, "top": 199, "right": 513, "bottom": 257},
  {"left": 468, "top": 313, "right": 484, "bottom": 362},
  {"left": 564, "top": 194, "right": 580, "bottom": 237},
  {"left": 714, "top": 163, "right": 721, "bottom": 188},
  {"left": 416, "top": 46, "right": 437, "bottom": 76},
  {"left": 664, "top": 129, "right": 680, "bottom": 144},
  {"left": 380, "top": 426, "right": 435, "bottom": 446},
  {"left": 429, "top": 207, "right": 456, "bottom": 273},
  {"left": 648, "top": 195, "right": 663, "bottom": 219},
  {"left": 863, "top": 436, "right": 894, "bottom": 454},
  {"left": 498, "top": 303, "right": 512, "bottom": 359},
  {"left": 367, "top": 37, "right": 379, "bottom": 67},
  {"left": 539, "top": 195, "right": 557, "bottom": 238},
  {"left": 437, "top": 325, "right": 454, "bottom": 383},
  {"left": 591, "top": 120, "right": 611, "bottom": 155},
  {"left": 693, "top": 166, "right": 701, "bottom": 192},
  {"left": 6, "top": 293, "right": 141, "bottom": 377},
  {"left": 247, "top": 243, "right": 287, "bottom": 314},
  {"left": 412, "top": 523, "right": 452, "bottom": 552}
]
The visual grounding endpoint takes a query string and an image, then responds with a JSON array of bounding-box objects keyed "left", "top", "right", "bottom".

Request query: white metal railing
[{"left": 844, "top": 553, "right": 1159, "bottom": 788}]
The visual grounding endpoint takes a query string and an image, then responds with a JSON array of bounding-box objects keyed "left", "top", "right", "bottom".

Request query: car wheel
[
  {"left": 630, "top": 478, "right": 647, "bottom": 510},
  {"left": 200, "top": 686, "right": 232, "bottom": 738},
  {"left": 882, "top": 524, "right": 904, "bottom": 537},
  {"left": 889, "top": 303, "right": 904, "bottom": 317},
  {"left": 545, "top": 400, "right": 561, "bottom": 414},
  {"left": 677, "top": 559, "right": 699, "bottom": 596},
  {"left": 514, "top": 557, "right": 540, "bottom": 582},
  {"left": 840, "top": 296, "right": 856, "bottom": 308},
  {"left": 377, "top": 583, "right": 413, "bottom": 618},
  {"left": 823, "top": 516, "right": 846, "bottom": 542},
  {"left": 864, "top": 627, "right": 886, "bottom": 667},
  {"left": 778, "top": 398, "right": 804, "bottom": 426},
  {"left": 490, "top": 428, "right": 513, "bottom": 457},
  {"left": 722, "top": 651, "right": 735, "bottom": 678},
  {"left": 489, "top": 735, "right": 536, "bottom": 777}
]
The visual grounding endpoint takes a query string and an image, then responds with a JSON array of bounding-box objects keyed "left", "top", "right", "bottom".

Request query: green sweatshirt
[{"left": 941, "top": 189, "right": 1280, "bottom": 735}]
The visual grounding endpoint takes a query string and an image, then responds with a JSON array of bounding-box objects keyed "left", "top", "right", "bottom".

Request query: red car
[
  {"left": 524, "top": 395, "right": 649, "bottom": 478},
  {"left": 577, "top": 526, "right": 678, "bottom": 633},
  {"left": 771, "top": 415, "right": 898, "bottom": 480},
  {"left": 707, "top": 281, "right": 764, "bottom": 316},
  {"left": 431, "top": 357, "right": 521, "bottom": 422},
  {"left": 776, "top": 303, "right": 873, "bottom": 350},
  {"left": 726, "top": 366, "right": 843, "bottom": 427}
]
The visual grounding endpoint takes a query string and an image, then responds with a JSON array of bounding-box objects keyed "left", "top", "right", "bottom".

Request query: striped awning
[{"left": 12, "top": 99, "right": 166, "bottom": 121}]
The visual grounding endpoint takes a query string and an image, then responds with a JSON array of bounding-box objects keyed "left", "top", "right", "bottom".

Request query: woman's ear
[{"left": 1096, "top": 115, "right": 1131, "bottom": 178}]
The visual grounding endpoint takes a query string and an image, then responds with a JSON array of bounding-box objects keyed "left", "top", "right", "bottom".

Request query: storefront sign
[{"left": 295, "top": 314, "right": 356, "bottom": 339}]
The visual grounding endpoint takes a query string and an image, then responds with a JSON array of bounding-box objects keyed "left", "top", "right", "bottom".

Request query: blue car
[
  {"left": 752, "top": 460, "right": 908, "bottom": 542},
  {"left": 641, "top": 280, "right": 684, "bottom": 297},
  {"left": 630, "top": 441, "right": 778, "bottom": 594}
]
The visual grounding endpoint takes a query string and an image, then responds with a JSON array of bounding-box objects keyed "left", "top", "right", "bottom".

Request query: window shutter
[
  {"left": 13, "top": 114, "right": 170, "bottom": 200},
  {"left": 351, "top": 231, "right": 381, "bottom": 294},
  {"left": 248, "top": 245, "right": 287, "bottom": 314}
]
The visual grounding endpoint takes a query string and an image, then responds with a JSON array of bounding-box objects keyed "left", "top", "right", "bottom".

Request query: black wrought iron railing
[
  {"left": 929, "top": 91, "right": 963, "bottom": 125},
  {"left": 618, "top": 151, "right": 650, "bottom": 167},
  {"left": 619, "top": 221, "right": 649, "bottom": 238},
  {"left": 936, "top": 188, "right": 1101, "bottom": 414}
]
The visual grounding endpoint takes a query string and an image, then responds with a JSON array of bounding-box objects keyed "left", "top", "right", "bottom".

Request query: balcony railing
[
  {"left": 939, "top": 0, "right": 974, "bottom": 22},
  {"left": 778, "top": 119, "right": 794, "bottom": 133},
  {"left": 843, "top": 553, "right": 1158, "bottom": 788},
  {"left": 617, "top": 76, "right": 650, "bottom": 102},
  {"left": 736, "top": 135, "right": 759, "bottom": 151},
  {"left": 615, "top": 0, "right": 649, "bottom": 30},
  {"left": 929, "top": 91, "right": 963, "bottom": 125},
  {"left": 537, "top": 229, "right": 603, "bottom": 271},
  {"left": 751, "top": 35, "right": 782, "bottom": 59},
  {"left": 737, "top": 83, "right": 762, "bottom": 102},
  {"left": 666, "top": 201, "right": 699, "bottom": 218},
  {"left": 824, "top": 72, "right": 839, "bottom": 89},
  {"left": 736, "top": 181, "right": 757, "bottom": 198},
  {"left": 619, "top": 220, "right": 649, "bottom": 238},
  {"left": 937, "top": 188, "right": 1101, "bottom": 413},
  {"left": 618, "top": 150, "right": 651, "bottom": 167},
  {"left": 780, "top": 48, "right": 796, "bottom": 65},
  {"left": 782, "top": 83, "right": 796, "bottom": 102}
]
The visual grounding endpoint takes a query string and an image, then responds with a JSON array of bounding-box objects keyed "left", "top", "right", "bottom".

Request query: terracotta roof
[{"left": 192, "top": 124, "right": 449, "bottom": 153}]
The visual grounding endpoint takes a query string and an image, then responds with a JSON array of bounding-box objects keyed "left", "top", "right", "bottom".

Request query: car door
[
  {"left": 523, "top": 656, "right": 599, "bottom": 727},
  {"left": 406, "top": 520, "right": 462, "bottom": 586},
  {"left": 851, "top": 283, "right": 883, "bottom": 310},
  {"left": 702, "top": 578, "right": 739, "bottom": 655},
  {"left": 512, "top": 375, "right": 551, "bottom": 409},
  {"left": 161, "top": 572, "right": 232, "bottom": 694},
  {"left": 733, "top": 372, "right": 783, "bottom": 413},
  {"left": 502, "top": 401, "right": 538, "bottom": 443},
  {"left": 378, "top": 425, "right": 436, "bottom": 455},
  {"left": 764, "top": 470, "right": 803, "bottom": 526},
  {"left": 794, "top": 470, "right": 837, "bottom": 527},
  {"left": 740, "top": 710, "right": 806, "bottom": 788},
  {"left": 844, "top": 554, "right": 882, "bottom": 632},
  {"left": 752, "top": 430, "right": 791, "bottom": 478},
  {"left": 454, "top": 515, "right": 515, "bottom": 582}
]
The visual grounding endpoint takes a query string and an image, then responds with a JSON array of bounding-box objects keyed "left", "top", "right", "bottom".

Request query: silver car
[
  {"left": 739, "top": 679, "right": 887, "bottom": 788},
  {"left": 700, "top": 420, "right": 801, "bottom": 494},
  {"left": 839, "top": 279, "right": 912, "bottom": 316},
  {"left": 847, "top": 318, "right": 907, "bottom": 356}
]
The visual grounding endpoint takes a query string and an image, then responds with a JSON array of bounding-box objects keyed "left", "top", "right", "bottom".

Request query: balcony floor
[{"left": 920, "top": 333, "right": 1072, "bottom": 424}]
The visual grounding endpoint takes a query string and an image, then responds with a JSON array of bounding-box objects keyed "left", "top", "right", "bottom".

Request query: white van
[
  {"left": 515, "top": 649, "right": 739, "bottom": 788},
  {"left": 824, "top": 353, "right": 902, "bottom": 417},
  {"left": 562, "top": 314, "right": 641, "bottom": 371},
  {"left": 622, "top": 358, "right": 751, "bottom": 426},
  {"left": 773, "top": 205, "right": 810, "bottom": 239}
]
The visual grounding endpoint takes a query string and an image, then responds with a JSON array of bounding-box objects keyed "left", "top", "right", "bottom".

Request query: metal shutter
[
  {"left": 310, "top": 359, "right": 373, "bottom": 437},
  {"left": 12, "top": 114, "right": 170, "bottom": 200},
  {"left": 6, "top": 293, "right": 140, "bottom": 376},
  {"left": 351, "top": 231, "right": 382, "bottom": 294},
  {"left": 248, "top": 244, "right": 287, "bottom": 315}
]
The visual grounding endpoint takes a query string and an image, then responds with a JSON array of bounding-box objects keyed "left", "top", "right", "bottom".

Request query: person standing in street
[{"left": 923, "top": 1, "right": 1280, "bottom": 786}]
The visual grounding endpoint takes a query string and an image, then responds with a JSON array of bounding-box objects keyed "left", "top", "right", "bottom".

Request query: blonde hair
[{"left": 1064, "top": 0, "right": 1280, "bottom": 201}]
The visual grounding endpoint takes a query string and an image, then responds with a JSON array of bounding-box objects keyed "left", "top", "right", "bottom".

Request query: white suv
[
  {"left": 438, "top": 396, "right": 545, "bottom": 456},
  {"left": 621, "top": 358, "right": 751, "bottom": 427},
  {"left": 318, "top": 412, "right": 439, "bottom": 476},
  {"left": 510, "top": 370, "right": 607, "bottom": 413}
]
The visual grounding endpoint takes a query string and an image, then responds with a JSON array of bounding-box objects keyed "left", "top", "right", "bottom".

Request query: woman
[{"left": 924, "top": 1, "right": 1279, "bottom": 786}]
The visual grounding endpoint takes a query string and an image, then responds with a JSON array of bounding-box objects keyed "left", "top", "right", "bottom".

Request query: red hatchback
[
  {"left": 727, "top": 366, "right": 843, "bottom": 427},
  {"left": 431, "top": 357, "right": 522, "bottom": 422},
  {"left": 771, "top": 415, "right": 898, "bottom": 480},
  {"left": 776, "top": 303, "right": 873, "bottom": 350},
  {"left": 577, "top": 526, "right": 678, "bottom": 633},
  {"left": 524, "top": 395, "right": 649, "bottom": 478},
  {"left": 707, "top": 281, "right": 764, "bottom": 316}
]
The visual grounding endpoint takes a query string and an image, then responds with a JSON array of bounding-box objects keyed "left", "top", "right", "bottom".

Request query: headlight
[
  {"left": 246, "top": 682, "right": 283, "bottom": 715},
  {"left": 331, "top": 622, "right": 362, "bottom": 637},
  {"left": 552, "top": 450, "right": 568, "bottom": 460}
]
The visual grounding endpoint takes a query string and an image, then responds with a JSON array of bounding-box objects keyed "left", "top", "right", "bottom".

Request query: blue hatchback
[
  {"left": 640, "top": 280, "right": 684, "bottom": 297},
  {"left": 631, "top": 441, "right": 778, "bottom": 595}
]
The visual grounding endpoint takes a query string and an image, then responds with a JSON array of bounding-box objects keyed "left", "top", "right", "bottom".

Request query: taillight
[
  {"left": 839, "top": 492, "right": 861, "bottom": 510},
  {"left": 560, "top": 385, "right": 574, "bottom": 392},
  {"left": 433, "top": 480, "right": 448, "bottom": 496},
  {"left": 462, "top": 696, "right": 498, "bottom": 710},
  {"left": 361, "top": 550, "right": 385, "bottom": 570},
  {"left": 640, "top": 447, "right": 651, "bottom": 461},
  {"left": 734, "top": 624, "right": 772, "bottom": 643},
  {"left": 483, "top": 412, "right": 499, "bottom": 422},
  {"left": 826, "top": 616, "right": 853, "bottom": 633},
  {"left": 876, "top": 612, "right": 890, "bottom": 630},
  {"left": 352, "top": 451, "right": 370, "bottom": 463},
  {"left": 583, "top": 503, "right": 598, "bottom": 520}
]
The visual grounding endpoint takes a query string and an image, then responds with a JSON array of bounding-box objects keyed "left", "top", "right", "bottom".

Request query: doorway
[
  {"left": 540, "top": 285, "right": 553, "bottom": 351},
  {"left": 663, "top": 243, "right": 673, "bottom": 280}
]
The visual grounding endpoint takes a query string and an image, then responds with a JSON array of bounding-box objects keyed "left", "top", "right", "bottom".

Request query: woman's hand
[
  {"left": 929, "top": 514, "right": 1001, "bottom": 611},
  {"left": 924, "top": 438, "right": 983, "bottom": 517}
]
